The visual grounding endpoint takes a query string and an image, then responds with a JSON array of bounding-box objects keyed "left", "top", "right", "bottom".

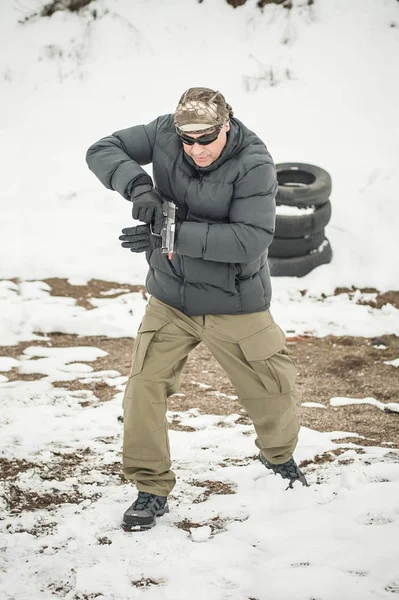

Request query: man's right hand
[{"left": 131, "top": 185, "right": 163, "bottom": 234}]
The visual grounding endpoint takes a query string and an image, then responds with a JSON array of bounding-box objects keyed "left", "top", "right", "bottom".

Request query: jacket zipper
[
  {"left": 180, "top": 255, "right": 186, "bottom": 312},
  {"left": 180, "top": 179, "right": 194, "bottom": 313},
  {"left": 234, "top": 263, "right": 241, "bottom": 292}
]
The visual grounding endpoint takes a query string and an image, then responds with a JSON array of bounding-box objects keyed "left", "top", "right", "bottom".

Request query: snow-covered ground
[
  {"left": 1, "top": 1, "right": 399, "bottom": 598},
  {"left": 1, "top": 279, "right": 399, "bottom": 347},
  {"left": 1, "top": 340, "right": 399, "bottom": 600}
]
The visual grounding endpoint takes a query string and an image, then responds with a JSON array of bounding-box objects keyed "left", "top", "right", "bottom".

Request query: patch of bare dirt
[
  {"left": 0, "top": 450, "right": 92, "bottom": 483},
  {"left": 43, "top": 278, "right": 146, "bottom": 309},
  {"left": 8, "top": 520, "right": 58, "bottom": 537},
  {"left": 39, "top": 448, "right": 93, "bottom": 481},
  {"left": 52, "top": 379, "right": 118, "bottom": 405},
  {"left": 132, "top": 578, "right": 165, "bottom": 589},
  {"left": 0, "top": 333, "right": 133, "bottom": 401},
  {"left": 2, "top": 372, "right": 44, "bottom": 382},
  {"left": 0, "top": 458, "right": 35, "bottom": 479},
  {"left": 2, "top": 332, "right": 398, "bottom": 446},
  {"left": 97, "top": 537, "right": 112, "bottom": 545},
  {"left": 47, "top": 581, "right": 104, "bottom": 600},
  {"left": 3, "top": 484, "right": 87, "bottom": 513},
  {"left": 227, "top": 0, "right": 299, "bottom": 8},
  {"left": 218, "top": 456, "right": 257, "bottom": 467},
  {"left": 1, "top": 450, "right": 110, "bottom": 513},
  {"left": 73, "top": 594, "right": 104, "bottom": 600},
  {"left": 168, "top": 416, "right": 196, "bottom": 432},
  {"left": 99, "top": 462, "right": 125, "bottom": 483},
  {"left": 298, "top": 448, "right": 366, "bottom": 469},
  {"left": 0, "top": 447, "right": 124, "bottom": 500},
  {"left": 190, "top": 479, "right": 236, "bottom": 503},
  {"left": 19, "top": 0, "right": 99, "bottom": 25},
  {"left": 175, "top": 514, "right": 248, "bottom": 534},
  {"left": 170, "top": 334, "right": 399, "bottom": 448},
  {"left": 333, "top": 287, "right": 399, "bottom": 310}
]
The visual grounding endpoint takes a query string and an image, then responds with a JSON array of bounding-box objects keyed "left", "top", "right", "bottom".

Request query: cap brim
[{"left": 178, "top": 123, "right": 216, "bottom": 133}]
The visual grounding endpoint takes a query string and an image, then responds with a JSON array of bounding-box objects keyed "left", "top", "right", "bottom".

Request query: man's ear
[{"left": 224, "top": 122, "right": 230, "bottom": 132}]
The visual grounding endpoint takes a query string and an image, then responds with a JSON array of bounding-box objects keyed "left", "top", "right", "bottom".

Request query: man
[{"left": 86, "top": 87, "right": 308, "bottom": 532}]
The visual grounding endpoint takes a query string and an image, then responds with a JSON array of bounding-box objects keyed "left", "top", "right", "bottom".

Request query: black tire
[
  {"left": 268, "top": 237, "right": 333, "bottom": 277},
  {"left": 276, "top": 163, "right": 332, "bottom": 207},
  {"left": 269, "top": 229, "right": 325, "bottom": 258},
  {"left": 275, "top": 199, "right": 331, "bottom": 238}
]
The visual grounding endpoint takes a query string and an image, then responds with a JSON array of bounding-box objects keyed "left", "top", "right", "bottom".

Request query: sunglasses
[{"left": 176, "top": 126, "right": 222, "bottom": 146}]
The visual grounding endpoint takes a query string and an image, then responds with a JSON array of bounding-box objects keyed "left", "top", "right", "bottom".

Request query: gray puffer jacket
[{"left": 86, "top": 115, "right": 277, "bottom": 316}]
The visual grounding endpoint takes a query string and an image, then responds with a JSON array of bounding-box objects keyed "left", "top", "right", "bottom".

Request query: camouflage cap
[{"left": 174, "top": 87, "right": 233, "bottom": 133}]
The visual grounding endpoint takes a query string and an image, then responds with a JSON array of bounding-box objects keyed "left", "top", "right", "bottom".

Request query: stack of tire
[{"left": 268, "top": 162, "right": 333, "bottom": 277}]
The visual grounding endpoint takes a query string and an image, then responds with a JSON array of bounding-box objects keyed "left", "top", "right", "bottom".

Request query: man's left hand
[{"left": 119, "top": 224, "right": 162, "bottom": 253}]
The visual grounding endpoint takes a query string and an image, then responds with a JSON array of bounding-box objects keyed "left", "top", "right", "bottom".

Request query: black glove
[
  {"left": 130, "top": 185, "right": 163, "bottom": 234},
  {"left": 119, "top": 224, "right": 162, "bottom": 253}
]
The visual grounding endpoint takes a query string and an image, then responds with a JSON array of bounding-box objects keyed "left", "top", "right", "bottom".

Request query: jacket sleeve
[
  {"left": 85, "top": 118, "right": 160, "bottom": 200},
  {"left": 176, "top": 163, "right": 277, "bottom": 263}
]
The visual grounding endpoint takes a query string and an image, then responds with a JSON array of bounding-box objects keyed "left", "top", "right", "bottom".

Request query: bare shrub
[
  {"left": 18, "top": 0, "right": 96, "bottom": 23},
  {"left": 41, "top": 0, "right": 95, "bottom": 16}
]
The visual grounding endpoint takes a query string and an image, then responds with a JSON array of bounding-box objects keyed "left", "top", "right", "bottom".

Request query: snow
[
  {"left": 190, "top": 525, "right": 213, "bottom": 543},
  {"left": 1, "top": 351, "right": 399, "bottom": 599},
  {"left": 1, "top": 279, "right": 398, "bottom": 347},
  {"left": 311, "top": 238, "right": 329, "bottom": 253},
  {"left": 2, "top": 339, "right": 399, "bottom": 599},
  {"left": 384, "top": 358, "right": 399, "bottom": 367},
  {"left": 1, "top": 0, "right": 399, "bottom": 598},
  {"left": 1, "top": 0, "right": 398, "bottom": 292},
  {"left": 0, "top": 357, "right": 21, "bottom": 371},
  {"left": 330, "top": 396, "right": 399, "bottom": 413},
  {"left": 0, "top": 280, "right": 146, "bottom": 345},
  {"left": 276, "top": 205, "right": 315, "bottom": 216}
]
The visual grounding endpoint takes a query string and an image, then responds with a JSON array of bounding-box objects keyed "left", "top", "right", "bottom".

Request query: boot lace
[
  {"left": 132, "top": 492, "right": 154, "bottom": 511},
  {"left": 278, "top": 458, "right": 301, "bottom": 480}
]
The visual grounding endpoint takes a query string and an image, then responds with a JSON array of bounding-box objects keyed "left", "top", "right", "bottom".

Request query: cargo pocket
[
  {"left": 130, "top": 315, "right": 170, "bottom": 376},
  {"left": 238, "top": 323, "right": 296, "bottom": 395},
  {"left": 122, "top": 378, "right": 168, "bottom": 459}
]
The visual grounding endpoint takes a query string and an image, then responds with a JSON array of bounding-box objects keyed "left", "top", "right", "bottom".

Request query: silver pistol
[{"left": 161, "top": 201, "right": 176, "bottom": 260}]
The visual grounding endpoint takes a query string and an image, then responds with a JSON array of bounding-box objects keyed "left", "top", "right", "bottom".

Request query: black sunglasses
[{"left": 176, "top": 126, "right": 222, "bottom": 146}]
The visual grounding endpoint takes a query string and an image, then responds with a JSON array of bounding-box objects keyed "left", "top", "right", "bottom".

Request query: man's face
[{"left": 181, "top": 123, "right": 230, "bottom": 168}]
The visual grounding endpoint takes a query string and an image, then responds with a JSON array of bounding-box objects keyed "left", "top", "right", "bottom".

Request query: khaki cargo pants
[{"left": 122, "top": 296, "right": 300, "bottom": 497}]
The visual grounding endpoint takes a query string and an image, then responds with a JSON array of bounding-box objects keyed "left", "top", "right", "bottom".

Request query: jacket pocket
[
  {"left": 130, "top": 315, "right": 169, "bottom": 376},
  {"left": 238, "top": 323, "right": 296, "bottom": 395},
  {"left": 227, "top": 263, "right": 240, "bottom": 294}
]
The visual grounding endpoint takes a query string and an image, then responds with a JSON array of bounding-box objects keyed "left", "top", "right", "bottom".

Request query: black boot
[
  {"left": 122, "top": 491, "right": 169, "bottom": 531},
  {"left": 259, "top": 453, "right": 309, "bottom": 488}
]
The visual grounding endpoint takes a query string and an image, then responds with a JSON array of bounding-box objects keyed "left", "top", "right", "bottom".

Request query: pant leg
[
  {"left": 203, "top": 310, "right": 300, "bottom": 464},
  {"left": 123, "top": 297, "right": 201, "bottom": 496}
]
